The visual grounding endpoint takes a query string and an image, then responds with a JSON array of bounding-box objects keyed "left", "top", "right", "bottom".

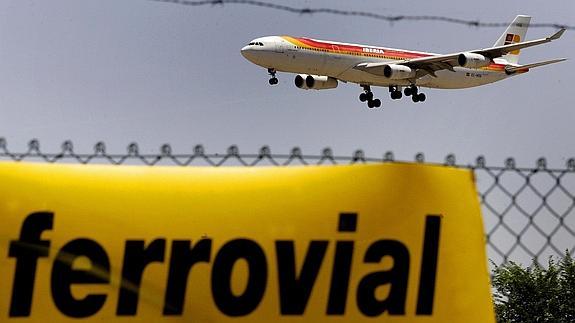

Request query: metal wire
[
  {"left": 147, "top": 0, "right": 575, "bottom": 30},
  {"left": 1, "top": 139, "right": 574, "bottom": 266}
]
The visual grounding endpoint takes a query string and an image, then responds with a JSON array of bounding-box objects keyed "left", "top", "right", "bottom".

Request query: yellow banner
[{"left": 0, "top": 162, "right": 494, "bottom": 322}]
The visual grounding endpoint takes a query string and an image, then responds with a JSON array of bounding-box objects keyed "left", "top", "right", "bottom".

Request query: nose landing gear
[
  {"left": 268, "top": 68, "right": 278, "bottom": 85},
  {"left": 359, "top": 85, "right": 381, "bottom": 109}
]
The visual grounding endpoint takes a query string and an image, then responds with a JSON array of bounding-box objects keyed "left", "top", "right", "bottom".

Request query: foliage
[{"left": 492, "top": 252, "right": 575, "bottom": 323}]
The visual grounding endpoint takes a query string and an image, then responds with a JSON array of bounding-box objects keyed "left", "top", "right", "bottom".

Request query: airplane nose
[
  {"left": 241, "top": 46, "right": 250, "bottom": 58},
  {"left": 241, "top": 45, "right": 256, "bottom": 62}
]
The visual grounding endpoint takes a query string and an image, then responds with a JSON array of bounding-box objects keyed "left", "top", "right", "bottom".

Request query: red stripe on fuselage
[
  {"left": 295, "top": 37, "right": 430, "bottom": 59},
  {"left": 291, "top": 37, "right": 506, "bottom": 71}
]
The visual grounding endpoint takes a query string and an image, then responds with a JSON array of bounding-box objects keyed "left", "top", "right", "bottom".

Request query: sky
[{"left": 0, "top": 0, "right": 573, "bottom": 167}]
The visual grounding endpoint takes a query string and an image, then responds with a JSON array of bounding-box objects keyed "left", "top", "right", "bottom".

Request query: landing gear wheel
[
  {"left": 267, "top": 68, "right": 278, "bottom": 85},
  {"left": 418, "top": 93, "right": 426, "bottom": 102},
  {"left": 391, "top": 91, "right": 402, "bottom": 100},
  {"left": 412, "top": 95, "right": 420, "bottom": 103},
  {"left": 359, "top": 85, "right": 375, "bottom": 105},
  {"left": 360, "top": 85, "right": 379, "bottom": 108},
  {"left": 404, "top": 87, "right": 412, "bottom": 96}
]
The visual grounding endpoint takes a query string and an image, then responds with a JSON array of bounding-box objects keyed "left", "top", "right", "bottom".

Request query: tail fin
[{"left": 493, "top": 15, "right": 531, "bottom": 64}]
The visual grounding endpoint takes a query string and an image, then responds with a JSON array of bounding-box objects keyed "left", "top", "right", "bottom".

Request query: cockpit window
[
  {"left": 248, "top": 42, "right": 255, "bottom": 46},
  {"left": 248, "top": 42, "right": 264, "bottom": 46},
  {"left": 257, "top": 42, "right": 263, "bottom": 46}
]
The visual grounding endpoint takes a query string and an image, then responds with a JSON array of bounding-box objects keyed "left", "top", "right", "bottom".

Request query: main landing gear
[
  {"left": 359, "top": 85, "right": 381, "bottom": 108},
  {"left": 268, "top": 68, "right": 278, "bottom": 85},
  {"left": 389, "top": 86, "right": 403, "bottom": 100},
  {"left": 359, "top": 85, "right": 427, "bottom": 108},
  {"left": 403, "top": 85, "right": 426, "bottom": 103}
]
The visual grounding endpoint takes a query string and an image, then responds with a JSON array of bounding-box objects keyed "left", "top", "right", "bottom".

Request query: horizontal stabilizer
[
  {"left": 505, "top": 58, "right": 567, "bottom": 73},
  {"left": 549, "top": 28, "right": 566, "bottom": 40}
]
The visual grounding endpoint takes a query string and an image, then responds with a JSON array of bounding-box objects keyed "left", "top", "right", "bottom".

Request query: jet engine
[
  {"left": 295, "top": 74, "right": 338, "bottom": 90},
  {"left": 457, "top": 53, "right": 491, "bottom": 68},
  {"left": 383, "top": 64, "right": 416, "bottom": 80}
]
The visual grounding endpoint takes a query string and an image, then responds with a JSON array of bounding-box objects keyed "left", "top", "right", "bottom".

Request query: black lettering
[
  {"left": 211, "top": 239, "right": 267, "bottom": 316},
  {"left": 416, "top": 215, "right": 441, "bottom": 315},
  {"left": 338, "top": 213, "right": 357, "bottom": 232},
  {"left": 51, "top": 239, "right": 110, "bottom": 318},
  {"left": 8, "top": 212, "right": 53, "bottom": 317},
  {"left": 163, "top": 239, "right": 212, "bottom": 315},
  {"left": 356, "top": 240, "right": 410, "bottom": 316},
  {"left": 117, "top": 239, "right": 166, "bottom": 315},
  {"left": 326, "top": 241, "right": 353, "bottom": 315},
  {"left": 276, "top": 240, "right": 328, "bottom": 315}
]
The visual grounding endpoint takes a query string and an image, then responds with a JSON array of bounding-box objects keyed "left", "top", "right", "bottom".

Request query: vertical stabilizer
[{"left": 493, "top": 15, "right": 531, "bottom": 64}]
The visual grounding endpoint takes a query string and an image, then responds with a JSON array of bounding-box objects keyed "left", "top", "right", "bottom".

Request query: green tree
[{"left": 492, "top": 252, "right": 575, "bottom": 323}]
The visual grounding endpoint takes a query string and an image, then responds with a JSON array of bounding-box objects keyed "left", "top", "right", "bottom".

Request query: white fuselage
[{"left": 241, "top": 36, "right": 515, "bottom": 90}]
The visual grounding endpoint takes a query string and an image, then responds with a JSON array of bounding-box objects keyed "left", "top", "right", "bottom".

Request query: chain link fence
[{"left": 1, "top": 139, "right": 574, "bottom": 267}]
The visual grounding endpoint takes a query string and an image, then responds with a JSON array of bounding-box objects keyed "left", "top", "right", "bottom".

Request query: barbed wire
[
  {"left": 1, "top": 139, "right": 574, "bottom": 266},
  {"left": 147, "top": 0, "right": 574, "bottom": 30}
]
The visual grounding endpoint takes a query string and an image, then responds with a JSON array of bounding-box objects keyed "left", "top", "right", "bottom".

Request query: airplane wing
[
  {"left": 473, "top": 28, "right": 565, "bottom": 59},
  {"left": 504, "top": 58, "right": 567, "bottom": 73},
  {"left": 355, "top": 28, "right": 566, "bottom": 78}
]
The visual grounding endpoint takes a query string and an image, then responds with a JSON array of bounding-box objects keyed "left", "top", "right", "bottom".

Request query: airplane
[{"left": 241, "top": 15, "right": 566, "bottom": 108}]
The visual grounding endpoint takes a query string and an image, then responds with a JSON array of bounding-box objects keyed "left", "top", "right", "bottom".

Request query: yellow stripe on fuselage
[{"left": 281, "top": 36, "right": 508, "bottom": 74}]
